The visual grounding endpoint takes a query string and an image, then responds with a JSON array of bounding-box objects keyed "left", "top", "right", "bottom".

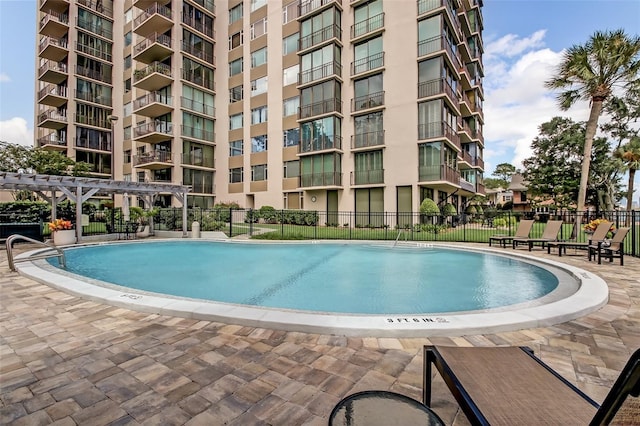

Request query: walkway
[{"left": 1, "top": 244, "right": 638, "bottom": 425}]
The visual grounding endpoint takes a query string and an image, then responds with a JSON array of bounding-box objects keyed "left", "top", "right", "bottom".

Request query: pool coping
[{"left": 13, "top": 239, "right": 610, "bottom": 337}]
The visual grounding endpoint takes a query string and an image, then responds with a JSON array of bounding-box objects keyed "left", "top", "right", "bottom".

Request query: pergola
[{"left": 0, "top": 172, "right": 191, "bottom": 241}]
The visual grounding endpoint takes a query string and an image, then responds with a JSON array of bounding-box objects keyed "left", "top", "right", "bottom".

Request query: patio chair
[
  {"left": 547, "top": 220, "right": 611, "bottom": 257},
  {"left": 512, "top": 219, "right": 564, "bottom": 251},
  {"left": 423, "top": 345, "right": 640, "bottom": 425},
  {"left": 488, "top": 219, "right": 534, "bottom": 248},
  {"left": 588, "top": 227, "right": 631, "bottom": 265}
]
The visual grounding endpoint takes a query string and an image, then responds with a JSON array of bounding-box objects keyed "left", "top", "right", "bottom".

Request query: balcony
[
  {"left": 39, "top": 60, "right": 68, "bottom": 84},
  {"left": 458, "top": 149, "right": 473, "bottom": 166},
  {"left": 181, "top": 125, "right": 214, "bottom": 142},
  {"left": 182, "top": 152, "right": 215, "bottom": 168},
  {"left": 74, "top": 114, "right": 110, "bottom": 129},
  {"left": 299, "top": 0, "right": 342, "bottom": 19},
  {"left": 181, "top": 41, "right": 215, "bottom": 65},
  {"left": 460, "top": 177, "right": 475, "bottom": 193},
  {"left": 76, "top": 17, "right": 113, "bottom": 39},
  {"left": 76, "top": 41, "right": 111, "bottom": 62},
  {"left": 39, "top": 10, "right": 69, "bottom": 38},
  {"left": 418, "top": 164, "right": 460, "bottom": 185},
  {"left": 351, "top": 130, "right": 384, "bottom": 149},
  {"left": 351, "top": 91, "right": 384, "bottom": 113},
  {"left": 77, "top": 0, "right": 113, "bottom": 18},
  {"left": 418, "top": 121, "right": 461, "bottom": 151},
  {"left": 300, "top": 172, "right": 342, "bottom": 188},
  {"left": 418, "top": 78, "right": 457, "bottom": 107},
  {"left": 188, "top": 0, "right": 216, "bottom": 14},
  {"left": 37, "top": 109, "right": 67, "bottom": 129},
  {"left": 75, "top": 65, "right": 112, "bottom": 84},
  {"left": 476, "top": 182, "right": 485, "bottom": 195},
  {"left": 38, "top": 85, "right": 67, "bottom": 107},
  {"left": 75, "top": 90, "right": 112, "bottom": 107},
  {"left": 418, "top": 0, "right": 458, "bottom": 35},
  {"left": 133, "top": 151, "right": 174, "bottom": 169},
  {"left": 134, "top": 92, "right": 173, "bottom": 117},
  {"left": 299, "top": 135, "right": 342, "bottom": 154},
  {"left": 40, "top": 0, "right": 69, "bottom": 13},
  {"left": 351, "top": 169, "right": 384, "bottom": 185},
  {"left": 182, "top": 15, "right": 215, "bottom": 40},
  {"left": 181, "top": 69, "right": 215, "bottom": 92},
  {"left": 299, "top": 98, "right": 342, "bottom": 119},
  {"left": 191, "top": 182, "right": 215, "bottom": 194},
  {"left": 37, "top": 133, "right": 67, "bottom": 150},
  {"left": 351, "top": 52, "right": 384, "bottom": 76},
  {"left": 180, "top": 96, "right": 215, "bottom": 117},
  {"left": 299, "top": 61, "right": 342, "bottom": 86},
  {"left": 133, "top": 121, "right": 173, "bottom": 143},
  {"left": 39, "top": 36, "right": 68, "bottom": 62},
  {"left": 351, "top": 12, "right": 384, "bottom": 40},
  {"left": 418, "top": 35, "right": 461, "bottom": 70},
  {"left": 299, "top": 24, "right": 342, "bottom": 52},
  {"left": 134, "top": 3, "right": 173, "bottom": 36},
  {"left": 75, "top": 137, "right": 111, "bottom": 152},
  {"left": 133, "top": 62, "right": 172, "bottom": 91},
  {"left": 134, "top": 33, "right": 172, "bottom": 63}
]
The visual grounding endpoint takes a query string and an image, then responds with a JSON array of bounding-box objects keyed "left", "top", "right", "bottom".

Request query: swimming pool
[{"left": 16, "top": 240, "right": 609, "bottom": 337}]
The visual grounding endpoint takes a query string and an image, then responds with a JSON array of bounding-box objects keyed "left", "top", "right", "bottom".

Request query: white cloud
[
  {"left": 0, "top": 73, "right": 9, "bottom": 82},
  {"left": 0, "top": 117, "right": 33, "bottom": 146}
]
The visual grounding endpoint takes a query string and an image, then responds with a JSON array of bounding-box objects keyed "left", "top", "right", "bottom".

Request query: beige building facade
[{"left": 35, "top": 0, "right": 485, "bottom": 217}]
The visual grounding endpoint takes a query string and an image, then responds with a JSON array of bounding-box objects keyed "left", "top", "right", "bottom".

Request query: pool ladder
[
  {"left": 5, "top": 234, "right": 66, "bottom": 272},
  {"left": 393, "top": 229, "right": 409, "bottom": 247}
]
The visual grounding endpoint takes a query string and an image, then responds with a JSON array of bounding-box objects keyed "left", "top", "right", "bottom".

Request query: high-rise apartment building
[{"left": 35, "top": 0, "right": 484, "bottom": 219}]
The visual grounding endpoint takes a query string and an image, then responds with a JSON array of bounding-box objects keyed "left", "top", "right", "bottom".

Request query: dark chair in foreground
[
  {"left": 423, "top": 345, "right": 640, "bottom": 425},
  {"left": 589, "top": 227, "right": 631, "bottom": 265},
  {"left": 512, "top": 219, "right": 564, "bottom": 251},
  {"left": 488, "top": 219, "right": 534, "bottom": 248},
  {"left": 547, "top": 220, "right": 611, "bottom": 257}
]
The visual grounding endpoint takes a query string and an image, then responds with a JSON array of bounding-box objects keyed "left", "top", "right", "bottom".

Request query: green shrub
[
  {"left": 493, "top": 218, "right": 507, "bottom": 227},
  {"left": 419, "top": 198, "right": 439, "bottom": 215},
  {"left": 465, "top": 205, "right": 477, "bottom": 214},
  {"left": 257, "top": 205, "right": 278, "bottom": 223},
  {"left": 441, "top": 203, "right": 457, "bottom": 216}
]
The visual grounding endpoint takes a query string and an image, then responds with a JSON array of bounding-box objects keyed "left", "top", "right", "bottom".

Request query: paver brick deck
[{"left": 1, "top": 244, "right": 639, "bottom": 425}]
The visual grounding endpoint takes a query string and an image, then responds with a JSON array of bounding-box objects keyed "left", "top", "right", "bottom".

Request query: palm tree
[
  {"left": 545, "top": 29, "right": 640, "bottom": 218},
  {"left": 614, "top": 137, "right": 640, "bottom": 212}
]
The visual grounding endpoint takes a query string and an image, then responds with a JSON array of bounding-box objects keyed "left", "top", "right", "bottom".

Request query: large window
[
  {"left": 300, "top": 44, "right": 341, "bottom": 83},
  {"left": 229, "top": 3, "right": 243, "bottom": 24},
  {"left": 250, "top": 0, "right": 267, "bottom": 12},
  {"left": 229, "top": 58, "right": 243, "bottom": 76},
  {"left": 251, "top": 164, "right": 267, "bottom": 181},
  {"left": 182, "top": 85, "right": 215, "bottom": 116},
  {"left": 229, "top": 167, "right": 243, "bottom": 183},
  {"left": 300, "top": 7, "right": 340, "bottom": 40},
  {"left": 283, "top": 160, "right": 300, "bottom": 178},
  {"left": 354, "top": 73, "right": 383, "bottom": 100},
  {"left": 251, "top": 106, "right": 268, "bottom": 124},
  {"left": 183, "top": 58, "right": 215, "bottom": 90},
  {"left": 183, "top": 29, "right": 214, "bottom": 63},
  {"left": 251, "top": 47, "right": 268, "bottom": 68},
  {"left": 283, "top": 33, "right": 299, "bottom": 55},
  {"left": 282, "top": 0, "right": 299, "bottom": 24},
  {"left": 183, "top": 169, "right": 214, "bottom": 193},
  {"left": 283, "top": 65, "right": 299, "bottom": 86},
  {"left": 229, "top": 31, "right": 243, "bottom": 50},
  {"left": 300, "top": 116, "right": 341, "bottom": 151},
  {"left": 283, "top": 128, "right": 300, "bottom": 146},
  {"left": 300, "top": 153, "right": 342, "bottom": 186},
  {"left": 354, "top": 150, "right": 383, "bottom": 185},
  {"left": 354, "top": 112, "right": 384, "bottom": 148},
  {"left": 353, "top": 36, "right": 383, "bottom": 74},
  {"left": 230, "top": 140, "right": 243, "bottom": 156},
  {"left": 251, "top": 76, "right": 268, "bottom": 96},
  {"left": 353, "top": 0, "right": 383, "bottom": 37},
  {"left": 182, "top": 112, "right": 214, "bottom": 141},
  {"left": 283, "top": 96, "right": 299, "bottom": 116},
  {"left": 229, "top": 113, "right": 243, "bottom": 130},
  {"left": 251, "top": 135, "right": 268, "bottom": 152},
  {"left": 251, "top": 17, "right": 267, "bottom": 39},
  {"left": 230, "top": 85, "right": 243, "bottom": 102}
]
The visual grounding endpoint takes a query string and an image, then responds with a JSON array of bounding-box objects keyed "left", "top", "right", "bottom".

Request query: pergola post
[
  {"left": 182, "top": 191, "right": 188, "bottom": 238},
  {"left": 76, "top": 185, "right": 83, "bottom": 243}
]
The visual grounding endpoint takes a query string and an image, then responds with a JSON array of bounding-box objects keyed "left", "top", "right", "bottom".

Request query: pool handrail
[{"left": 5, "top": 234, "right": 66, "bottom": 272}]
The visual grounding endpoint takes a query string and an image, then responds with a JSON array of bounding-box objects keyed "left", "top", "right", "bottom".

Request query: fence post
[
  {"left": 281, "top": 209, "right": 284, "bottom": 237},
  {"left": 229, "top": 208, "right": 233, "bottom": 237}
]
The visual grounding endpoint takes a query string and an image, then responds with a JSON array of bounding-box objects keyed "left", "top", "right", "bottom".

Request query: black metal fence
[{"left": 152, "top": 208, "right": 640, "bottom": 258}]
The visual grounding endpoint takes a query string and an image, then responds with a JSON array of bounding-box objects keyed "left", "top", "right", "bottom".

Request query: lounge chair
[
  {"left": 512, "top": 220, "right": 564, "bottom": 251},
  {"left": 423, "top": 345, "right": 640, "bottom": 425},
  {"left": 546, "top": 220, "right": 611, "bottom": 257},
  {"left": 589, "top": 227, "right": 631, "bottom": 265},
  {"left": 488, "top": 219, "right": 534, "bottom": 248}
]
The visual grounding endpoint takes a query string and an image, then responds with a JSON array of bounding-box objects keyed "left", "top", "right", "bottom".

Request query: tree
[
  {"left": 0, "top": 141, "right": 31, "bottom": 172},
  {"left": 545, "top": 29, "right": 640, "bottom": 217},
  {"left": 492, "top": 163, "right": 517, "bottom": 184},
  {"left": 522, "top": 117, "right": 618, "bottom": 209},
  {"left": 0, "top": 141, "right": 91, "bottom": 176},
  {"left": 483, "top": 177, "right": 506, "bottom": 190},
  {"left": 614, "top": 137, "right": 640, "bottom": 212}
]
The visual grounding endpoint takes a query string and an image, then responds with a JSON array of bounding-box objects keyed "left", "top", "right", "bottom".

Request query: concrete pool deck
[{"left": 1, "top": 242, "right": 639, "bottom": 424}]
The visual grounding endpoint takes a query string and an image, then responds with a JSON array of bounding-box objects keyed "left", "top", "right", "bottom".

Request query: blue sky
[{"left": 1, "top": 0, "right": 639, "bottom": 201}]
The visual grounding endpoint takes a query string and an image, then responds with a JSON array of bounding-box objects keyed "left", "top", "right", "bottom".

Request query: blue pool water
[{"left": 52, "top": 241, "right": 559, "bottom": 315}]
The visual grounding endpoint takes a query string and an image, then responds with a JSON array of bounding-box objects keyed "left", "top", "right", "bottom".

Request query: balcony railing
[
  {"left": 182, "top": 152, "right": 215, "bottom": 168},
  {"left": 77, "top": 18, "right": 113, "bottom": 39},
  {"left": 74, "top": 90, "right": 112, "bottom": 106},
  {"left": 190, "top": 182, "right": 215, "bottom": 193},
  {"left": 419, "top": 164, "right": 460, "bottom": 184},
  {"left": 134, "top": 3, "right": 173, "bottom": 28},
  {"left": 181, "top": 125, "right": 215, "bottom": 142},
  {"left": 134, "top": 61, "right": 172, "bottom": 81},
  {"left": 38, "top": 84, "right": 67, "bottom": 99},
  {"left": 39, "top": 36, "right": 68, "bottom": 53},
  {"left": 38, "top": 109, "right": 67, "bottom": 123},
  {"left": 77, "top": 0, "right": 114, "bottom": 18},
  {"left": 418, "top": 121, "right": 461, "bottom": 150},
  {"left": 135, "top": 33, "right": 172, "bottom": 55},
  {"left": 181, "top": 41, "right": 215, "bottom": 64},
  {"left": 182, "top": 15, "right": 215, "bottom": 39},
  {"left": 300, "top": 171, "right": 342, "bottom": 187},
  {"left": 180, "top": 96, "right": 215, "bottom": 117},
  {"left": 134, "top": 91, "right": 172, "bottom": 110},
  {"left": 74, "top": 114, "right": 110, "bottom": 129},
  {"left": 299, "top": 61, "right": 342, "bottom": 85},
  {"left": 299, "top": 98, "right": 342, "bottom": 119},
  {"left": 418, "top": 78, "right": 457, "bottom": 105},
  {"left": 76, "top": 41, "right": 111, "bottom": 61},
  {"left": 351, "top": 12, "right": 384, "bottom": 39},
  {"left": 134, "top": 150, "right": 173, "bottom": 166},
  {"left": 351, "top": 130, "right": 384, "bottom": 149},
  {"left": 75, "top": 137, "right": 111, "bottom": 151},
  {"left": 75, "top": 65, "right": 112, "bottom": 84},
  {"left": 134, "top": 121, "right": 173, "bottom": 138},
  {"left": 299, "top": 24, "right": 342, "bottom": 51},
  {"left": 181, "top": 69, "right": 215, "bottom": 91},
  {"left": 418, "top": 35, "right": 461, "bottom": 69},
  {"left": 40, "top": 10, "right": 69, "bottom": 29},
  {"left": 39, "top": 60, "right": 68, "bottom": 77},
  {"left": 351, "top": 91, "right": 384, "bottom": 112},
  {"left": 299, "top": 135, "right": 342, "bottom": 153},
  {"left": 189, "top": 0, "right": 216, "bottom": 14},
  {"left": 37, "top": 134, "right": 67, "bottom": 147},
  {"left": 351, "top": 169, "right": 384, "bottom": 185},
  {"left": 351, "top": 52, "right": 384, "bottom": 75},
  {"left": 299, "top": 0, "right": 341, "bottom": 17}
]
